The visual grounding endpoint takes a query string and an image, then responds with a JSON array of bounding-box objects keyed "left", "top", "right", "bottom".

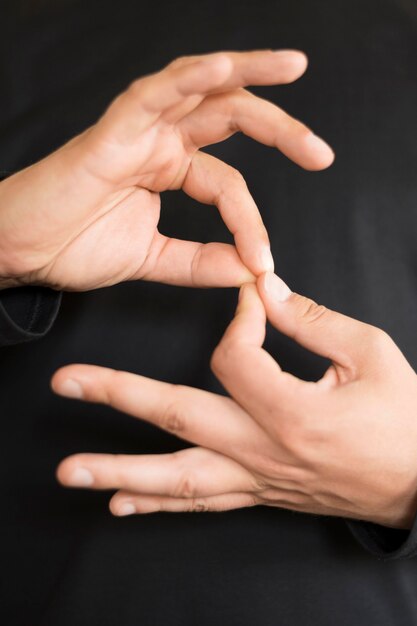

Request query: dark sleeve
[
  {"left": 0, "top": 173, "right": 61, "bottom": 346},
  {"left": 0, "top": 286, "right": 61, "bottom": 346},
  {"left": 346, "top": 518, "right": 417, "bottom": 561}
]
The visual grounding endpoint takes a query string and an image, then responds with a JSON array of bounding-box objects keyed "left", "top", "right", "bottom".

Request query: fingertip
[
  {"left": 109, "top": 495, "right": 120, "bottom": 516},
  {"left": 51, "top": 364, "right": 112, "bottom": 401},
  {"left": 258, "top": 245, "right": 275, "bottom": 274},
  {"left": 302, "top": 133, "right": 335, "bottom": 171},
  {"left": 295, "top": 50, "right": 309, "bottom": 72},
  {"left": 109, "top": 495, "right": 136, "bottom": 517},
  {"left": 55, "top": 460, "right": 66, "bottom": 485},
  {"left": 234, "top": 242, "right": 273, "bottom": 279},
  {"left": 56, "top": 455, "right": 95, "bottom": 488},
  {"left": 50, "top": 366, "right": 70, "bottom": 395},
  {"left": 51, "top": 367, "right": 85, "bottom": 399},
  {"left": 257, "top": 271, "right": 292, "bottom": 304},
  {"left": 272, "top": 49, "right": 309, "bottom": 81}
]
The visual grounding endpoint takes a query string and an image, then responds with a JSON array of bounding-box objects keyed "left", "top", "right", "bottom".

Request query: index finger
[
  {"left": 211, "top": 284, "right": 311, "bottom": 422},
  {"left": 51, "top": 365, "right": 263, "bottom": 457},
  {"left": 94, "top": 50, "right": 309, "bottom": 143},
  {"left": 182, "top": 151, "right": 274, "bottom": 275}
]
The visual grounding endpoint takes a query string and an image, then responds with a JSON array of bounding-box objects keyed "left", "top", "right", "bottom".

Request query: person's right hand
[
  {"left": 53, "top": 277, "right": 417, "bottom": 530},
  {"left": 0, "top": 50, "right": 333, "bottom": 292}
]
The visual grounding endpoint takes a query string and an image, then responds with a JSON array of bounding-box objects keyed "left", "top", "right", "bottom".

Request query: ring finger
[{"left": 57, "top": 446, "right": 255, "bottom": 498}]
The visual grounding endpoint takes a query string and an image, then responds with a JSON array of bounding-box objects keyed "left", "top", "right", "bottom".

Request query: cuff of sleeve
[
  {"left": 347, "top": 518, "right": 417, "bottom": 561},
  {"left": 0, "top": 286, "right": 61, "bottom": 346}
]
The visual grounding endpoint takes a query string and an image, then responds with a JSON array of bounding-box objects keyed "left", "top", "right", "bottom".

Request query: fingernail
[
  {"left": 68, "top": 467, "right": 94, "bottom": 487},
  {"left": 58, "top": 378, "right": 84, "bottom": 399},
  {"left": 117, "top": 502, "right": 136, "bottom": 516},
  {"left": 304, "top": 132, "right": 334, "bottom": 159},
  {"left": 264, "top": 272, "right": 292, "bottom": 302},
  {"left": 259, "top": 246, "right": 275, "bottom": 273}
]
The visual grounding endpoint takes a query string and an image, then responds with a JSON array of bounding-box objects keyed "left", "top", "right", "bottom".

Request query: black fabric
[
  {"left": 1, "top": 0, "right": 417, "bottom": 624},
  {"left": 348, "top": 519, "right": 417, "bottom": 561},
  {"left": 0, "top": 286, "right": 61, "bottom": 345}
]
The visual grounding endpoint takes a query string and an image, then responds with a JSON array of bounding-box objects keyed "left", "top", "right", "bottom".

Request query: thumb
[{"left": 257, "top": 272, "right": 381, "bottom": 374}]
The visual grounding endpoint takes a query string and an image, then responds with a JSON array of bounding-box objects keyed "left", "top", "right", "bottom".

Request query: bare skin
[
  {"left": 53, "top": 274, "right": 417, "bottom": 530},
  {"left": 0, "top": 50, "right": 333, "bottom": 291}
]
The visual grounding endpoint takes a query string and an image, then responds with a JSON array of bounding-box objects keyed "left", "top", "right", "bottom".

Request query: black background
[{"left": 1, "top": 1, "right": 417, "bottom": 624}]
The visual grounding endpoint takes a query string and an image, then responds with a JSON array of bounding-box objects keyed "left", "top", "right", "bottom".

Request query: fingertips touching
[
  {"left": 217, "top": 282, "right": 266, "bottom": 349},
  {"left": 138, "top": 236, "right": 256, "bottom": 287},
  {"left": 258, "top": 271, "right": 292, "bottom": 304}
]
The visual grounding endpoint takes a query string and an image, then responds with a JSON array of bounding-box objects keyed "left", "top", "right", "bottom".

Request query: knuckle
[
  {"left": 103, "top": 370, "right": 125, "bottom": 405},
  {"left": 167, "top": 55, "right": 192, "bottom": 70},
  {"left": 364, "top": 325, "right": 393, "bottom": 355},
  {"left": 295, "top": 295, "right": 328, "bottom": 327},
  {"left": 126, "top": 76, "right": 146, "bottom": 97},
  {"left": 174, "top": 471, "right": 198, "bottom": 499},
  {"left": 227, "top": 167, "right": 246, "bottom": 188},
  {"left": 251, "top": 453, "right": 292, "bottom": 482},
  {"left": 125, "top": 76, "right": 157, "bottom": 105},
  {"left": 281, "top": 120, "right": 311, "bottom": 144},
  {"left": 215, "top": 166, "right": 249, "bottom": 205},
  {"left": 258, "top": 489, "right": 307, "bottom": 508},
  {"left": 251, "top": 473, "right": 270, "bottom": 492},
  {"left": 187, "top": 499, "right": 209, "bottom": 513},
  {"left": 159, "top": 394, "right": 187, "bottom": 434}
]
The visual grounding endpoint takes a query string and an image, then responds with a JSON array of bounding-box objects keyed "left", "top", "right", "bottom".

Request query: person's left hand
[{"left": 52, "top": 274, "right": 417, "bottom": 529}]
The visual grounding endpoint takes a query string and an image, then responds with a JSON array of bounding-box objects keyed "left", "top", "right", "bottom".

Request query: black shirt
[{"left": 1, "top": 1, "right": 417, "bottom": 624}]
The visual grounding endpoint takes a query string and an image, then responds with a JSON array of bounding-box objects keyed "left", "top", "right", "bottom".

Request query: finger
[
  {"left": 94, "top": 55, "right": 234, "bottom": 142},
  {"left": 169, "top": 48, "right": 309, "bottom": 90},
  {"left": 156, "top": 49, "right": 311, "bottom": 126},
  {"left": 133, "top": 49, "right": 309, "bottom": 112},
  {"left": 257, "top": 272, "right": 395, "bottom": 380},
  {"left": 56, "top": 446, "right": 254, "bottom": 497},
  {"left": 211, "top": 283, "right": 310, "bottom": 422},
  {"left": 182, "top": 151, "right": 274, "bottom": 275},
  {"left": 181, "top": 89, "right": 334, "bottom": 171},
  {"left": 51, "top": 364, "right": 265, "bottom": 456},
  {"left": 96, "top": 49, "right": 308, "bottom": 143},
  {"left": 141, "top": 49, "right": 310, "bottom": 109},
  {"left": 135, "top": 233, "right": 256, "bottom": 287},
  {"left": 109, "top": 490, "right": 258, "bottom": 515}
]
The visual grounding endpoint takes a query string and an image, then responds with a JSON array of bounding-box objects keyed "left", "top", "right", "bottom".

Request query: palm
[
  {"left": 43, "top": 185, "right": 162, "bottom": 290},
  {"left": 42, "top": 126, "right": 192, "bottom": 290}
]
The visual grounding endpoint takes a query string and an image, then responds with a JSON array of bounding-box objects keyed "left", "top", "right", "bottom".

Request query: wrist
[{"left": 0, "top": 172, "right": 39, "bottom": 289}]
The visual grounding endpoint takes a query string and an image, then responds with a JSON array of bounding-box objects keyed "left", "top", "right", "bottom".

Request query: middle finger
[
  {"left": 57, "top": 446, "right": 254, "bottom": 497},
  {"left": 180, "top": 89, "right": 334, "bottom": 171}
]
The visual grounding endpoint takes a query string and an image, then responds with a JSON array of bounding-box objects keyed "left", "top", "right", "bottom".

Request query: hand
[
  {"left": 52, "top": 273, "right": 417, "bottom": 529},
  {"left": 0, "top": 50, "right": 333, "bottom": 291}
]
